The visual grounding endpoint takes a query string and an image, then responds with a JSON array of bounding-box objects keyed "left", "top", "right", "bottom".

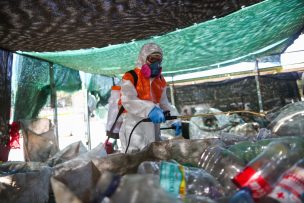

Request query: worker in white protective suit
[{"left": 119, "top": 43, "right": 181, "bottom": 153}]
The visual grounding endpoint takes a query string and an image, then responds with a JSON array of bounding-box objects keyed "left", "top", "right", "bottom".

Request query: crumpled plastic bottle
[
  {"left": 230, "top": 138, "right": 304, "bottom": 201},
  {"left": 137, "top": 160, "right": 225, "bottom": 200}
]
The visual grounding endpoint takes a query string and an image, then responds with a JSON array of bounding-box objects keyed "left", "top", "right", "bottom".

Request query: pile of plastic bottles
[
  {"left": 134, "top": 136, "right": 304, "bottom": 203},
  {"left": 230, "top": 138, "right": 304, "bottom": 203}
]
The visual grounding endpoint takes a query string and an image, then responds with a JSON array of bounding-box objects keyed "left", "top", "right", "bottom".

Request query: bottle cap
[{"left": 232, "top": 166, "right": 257, "bottom": 188}]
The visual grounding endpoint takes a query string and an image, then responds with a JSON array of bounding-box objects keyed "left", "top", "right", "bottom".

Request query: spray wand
[{"left": 124, "top": 110, "right": 266, "bottom": 153}]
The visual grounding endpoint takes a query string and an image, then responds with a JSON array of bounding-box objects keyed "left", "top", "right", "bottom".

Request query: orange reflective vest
[
  {"left": 107, "top": 68, "right": 167, "bottom": 138},
  {"left": 121, "top": 67, "right": 167, "bottom": 104}
]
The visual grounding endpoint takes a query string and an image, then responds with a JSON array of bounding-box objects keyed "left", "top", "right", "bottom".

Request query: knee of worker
[
  {"left": 118, "top": 120, "right": 141, "bottom": 153},
  {"left": 118, "top": 123, "right": 128, "bottom": 151},
  {"left": 121, "top": 135, "right": 145, "bottom": 154},
  {"left": 119, "top": 127, "right": 147, "bottom": 152}
]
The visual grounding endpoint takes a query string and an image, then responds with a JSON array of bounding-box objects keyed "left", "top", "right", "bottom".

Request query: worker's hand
[
  {"left": 148, "top": 107, "right": 165, "bottom": 124},
  {"left": 171, "top": 121, "right": 182, "bottom": 136}
]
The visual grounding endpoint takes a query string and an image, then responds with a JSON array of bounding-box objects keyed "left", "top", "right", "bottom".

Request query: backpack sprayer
[{"left": 124, "top": 110, "right": 266, "bottom": 153}]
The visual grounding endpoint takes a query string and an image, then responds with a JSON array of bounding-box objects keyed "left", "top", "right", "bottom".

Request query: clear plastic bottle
[
  {"left": 259, "top": 159, "right": 304, "bottom": 203},
  {"left": 231, "top": 139, "right": 304, "bottom": 200},
  {"left": 137, "top": 160, "right": 225, "bottom": 200},
  {"left": 198, "top": 146, "right": 245, "bottom": 195}
]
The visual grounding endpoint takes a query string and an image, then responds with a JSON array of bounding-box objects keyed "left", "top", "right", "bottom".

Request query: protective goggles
[{"left": 146, "top": 52, "right": 162, "bottom": 64}]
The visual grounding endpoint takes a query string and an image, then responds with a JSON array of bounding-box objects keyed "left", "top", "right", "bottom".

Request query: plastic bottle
[
  {"left": 137, "top": 160, "right": 225, "bottom": 200},
  {"left": 229, "top": 136, "right": 304, "bottom": 164},
  {"left": 229, "top": 187, "right": 254, "bottom": 203},
  {"left": 198, "top": 146, "right": 245, "bottom": 195},
  {"left": 231, "top": 139, "right": 304, "bottom": 200},
  {"left": 258, "top": 159, "right": 304, "bottom": 203}
]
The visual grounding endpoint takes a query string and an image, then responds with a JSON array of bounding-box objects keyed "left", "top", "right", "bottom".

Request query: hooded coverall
[{"left": 119, "top": 43, "right": 178, "bottom": 153}]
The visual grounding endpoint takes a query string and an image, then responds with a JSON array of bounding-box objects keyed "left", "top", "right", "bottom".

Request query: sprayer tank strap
[
  {"left": 127, "top": 69, "right": 138, "bottom": 87},
  {"left": 109, "top": 105, "right": 125, "bottom": 133}
]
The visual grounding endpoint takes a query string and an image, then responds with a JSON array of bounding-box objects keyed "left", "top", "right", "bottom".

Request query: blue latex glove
[
  {"left": 172, "top": 121, "right": 182, "bottom": 136},
  {"left": 148, "top": 107, "right": 165, "bottom": 124}
]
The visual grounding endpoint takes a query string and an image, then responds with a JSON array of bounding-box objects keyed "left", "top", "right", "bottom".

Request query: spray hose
[
  {"left": 124, "top": 110, "right": 266, "bottom": 153},
  {"left": 173, "top": 110, "right": 266, "bottom": 120},
  {"left": 124, "top": 116, "right": 178, "bottom": 153}
]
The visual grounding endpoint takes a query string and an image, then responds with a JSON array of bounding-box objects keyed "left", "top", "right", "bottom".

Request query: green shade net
[
  {"left": 13, "top": 55, "right": 81, "bottom": 121},
  {"left": 19, "top": 0, "right": 304, "bottom": 77},
  {"left": 88, "top": 74, "right": 115, "bottom": 106}
]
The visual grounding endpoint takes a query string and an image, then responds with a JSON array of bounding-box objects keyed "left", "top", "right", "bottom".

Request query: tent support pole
[
  {"left": 49, "top": 62, "right": 59, "bottom": 146},
  {"left": 82, "top": 74, "right": 91, "bottom": 150},
  {"left": 170, "top": 75, "right": 175, "bottom": 106},
  {"left": 254, "top": 59, "right": 264, "bottom": 112}
]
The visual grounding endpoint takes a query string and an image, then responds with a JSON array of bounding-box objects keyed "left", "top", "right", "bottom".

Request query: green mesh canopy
[
  {"left": 19, "top": 0, "right": 304, "bottom": 77},
  {"left": 14, "top": 55, "right": 81, "bottom": 120},
  {"left": 88, "top": 74, "right": 114, "bottom": 106}
]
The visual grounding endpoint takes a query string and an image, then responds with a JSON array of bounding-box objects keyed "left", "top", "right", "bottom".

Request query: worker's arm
[{"left": 159, "top": 88, "right": 179, "bottom": 116}]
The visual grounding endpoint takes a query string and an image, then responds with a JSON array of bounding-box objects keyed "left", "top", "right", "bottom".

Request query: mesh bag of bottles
[
  {"left": 20, "top": 118, "right": 59, "bottom": 162},
  {"left": 0, "top": 161, "right": 52, "bottom": 203},
  {"left": 46, "top": 141, "right": 88, "bottom": 167},
  {"left": 50, "top": 139, "right": 225, "bottom": 202},
  {"left": 51, "top": 161, "right": 104, "bottom": 203},
  {"left": 52, "top": 142, "right": 107, "bottom": 176}
]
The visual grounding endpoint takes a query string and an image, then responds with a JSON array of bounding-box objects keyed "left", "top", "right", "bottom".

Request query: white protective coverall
[{"left": 119, "top": 43, "right": 179, "bottom": 153}]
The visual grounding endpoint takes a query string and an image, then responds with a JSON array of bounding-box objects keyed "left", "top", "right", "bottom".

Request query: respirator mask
[{"left": 141, "top": 52, "right": 162, "bottom": 78}]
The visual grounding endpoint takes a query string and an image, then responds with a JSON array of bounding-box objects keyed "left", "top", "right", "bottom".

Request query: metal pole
[
  {"left": 254, "top": 59, "right": 264, "bottom": 112},
  {"left": 170, "top": 75, "right": 175, "bottom": 106},
  {"left": 49, "top": 62, "right": 59, "bottom": 146},
  {"left": 3, "top": 52, "right": 11, "bottom": 142},
  {"left": 82, "top": 74, "right": 91, "bottom": 150}
]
